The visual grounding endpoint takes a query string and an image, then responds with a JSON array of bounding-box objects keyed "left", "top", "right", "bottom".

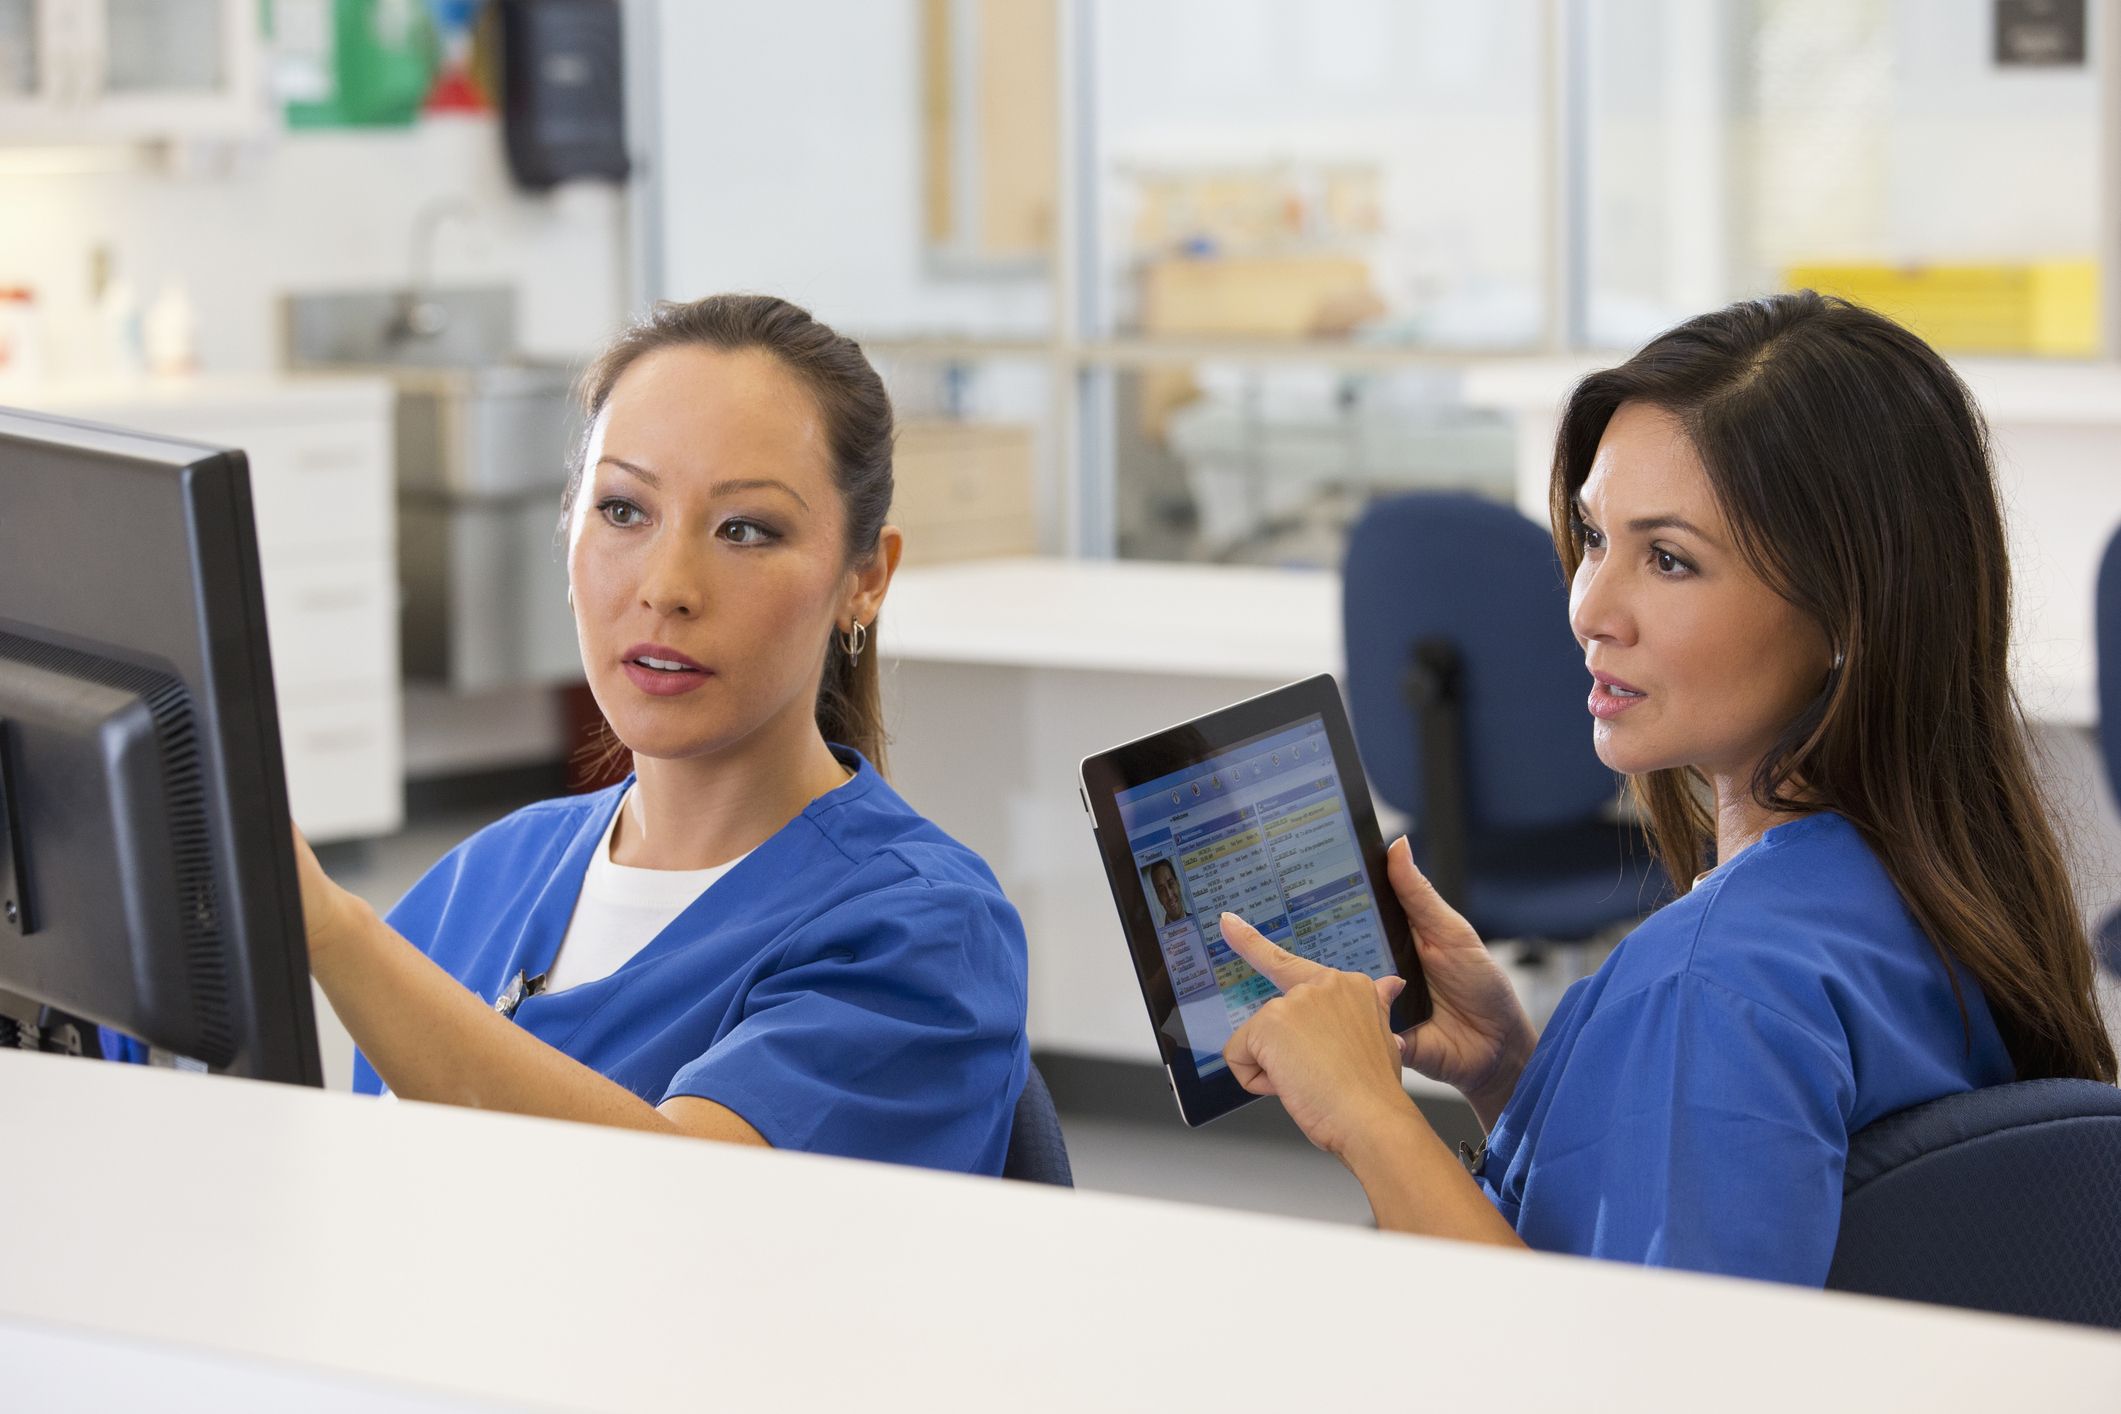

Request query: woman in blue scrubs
[
  {"left": 291, "top": 294, "right": 1029, "bottom": 1174},
  {"left": 1214, "top": 291, "right": 2117, "bottom": 1282}
]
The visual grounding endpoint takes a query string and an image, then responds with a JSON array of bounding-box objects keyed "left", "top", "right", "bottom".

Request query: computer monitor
[{"left": 0, "top": 405, "right": 322, "bottom": 1085}]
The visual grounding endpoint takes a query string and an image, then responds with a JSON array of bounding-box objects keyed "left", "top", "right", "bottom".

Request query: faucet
[{"left": 389, "top": 198, "right": 479, "bottom": 344}]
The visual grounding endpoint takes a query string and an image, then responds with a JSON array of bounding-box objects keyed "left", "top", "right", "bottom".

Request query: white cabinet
[
  {"left": 24, "top": 374, "right": 403, "bottom": 842},
  {"left": 0, "top": 0, "right": 264, "bottom": 143}
]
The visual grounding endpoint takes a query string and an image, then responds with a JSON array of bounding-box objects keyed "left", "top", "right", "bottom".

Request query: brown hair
[
  {"left": 1550, "top": 290, "right": 2114, "bottom": 1083},
  {"left": 562, "top": 293, "right": 895, "bottom": 773}
]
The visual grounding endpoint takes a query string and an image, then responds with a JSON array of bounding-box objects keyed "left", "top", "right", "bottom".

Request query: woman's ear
[{"left": 846, "top": 524, "right": 904, "bottom": 627}]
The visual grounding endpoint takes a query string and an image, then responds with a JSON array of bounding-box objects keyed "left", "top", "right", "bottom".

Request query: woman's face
[
  {"left": 566, "top": 344, "right": 862, "bottom": 763},
  {"left": 1568, "top": 401, "right": 1831, "bottom": 782}
]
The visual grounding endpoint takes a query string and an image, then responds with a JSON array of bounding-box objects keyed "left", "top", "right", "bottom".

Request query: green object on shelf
[{"left": 283, "top": 0, "right": 438, "bottom": 129}]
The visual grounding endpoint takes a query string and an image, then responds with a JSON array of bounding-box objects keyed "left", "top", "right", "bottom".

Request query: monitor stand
[
  {"left": 0, "top": 988, "right": 104, "bottom": 1058},
  {"left": 0, "top": 988, "right": 197, "bottom": 1067}
]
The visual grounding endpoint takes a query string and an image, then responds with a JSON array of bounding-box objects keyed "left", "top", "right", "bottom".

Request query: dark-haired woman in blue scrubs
[
  {"left": 294, "top": 294, "right": 1028, "bottom": 1174},
  {"left": 1212, "top": 293, "right": 2116, "bottom": 1281}
]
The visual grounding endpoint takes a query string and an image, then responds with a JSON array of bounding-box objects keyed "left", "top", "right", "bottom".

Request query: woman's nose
[
  {"left": 1569, "top": 557, "right": 1631, "bottom": 648},
  {"left": 638, "top": 536, "right": 704, "bottom": 619}
]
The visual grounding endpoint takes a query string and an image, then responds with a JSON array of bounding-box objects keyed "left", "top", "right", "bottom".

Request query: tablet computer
[{"left": 1080, "top": 674, "right": 1431, "bottom": 1127}]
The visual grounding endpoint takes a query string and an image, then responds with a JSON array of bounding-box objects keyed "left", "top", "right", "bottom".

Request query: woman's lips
[
  {"left": 622, "top": 660, "right": 712, "bottom": 696},
  {"left": 1587, "top": 670, "right": 1648, "bottom": 720},
  {"left": 621, "top": 642, "right": 712, "bottom": 696}
]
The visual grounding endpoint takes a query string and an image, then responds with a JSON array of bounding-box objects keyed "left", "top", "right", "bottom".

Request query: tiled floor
[{"left": 312, "top": 784, "right": 1407, "bottom": 1227}]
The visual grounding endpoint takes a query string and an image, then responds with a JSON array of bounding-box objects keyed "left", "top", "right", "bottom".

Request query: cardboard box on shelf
[
  {"left": 1138, "top": 254, "right": 1380, "bottom": 338},
  {"left": 890, "top": 420, "right": 1039, "bottom": 567}
]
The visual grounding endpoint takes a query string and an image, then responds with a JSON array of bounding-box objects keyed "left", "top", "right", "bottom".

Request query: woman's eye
[
  {"left": 720, "top": 518, "right": 777, "bottom": 546},
  {"left": 1653, "top": 548, "right": 1689, "bottom": 576},
  {"left": 597, "top": 497, "right": 645, "bottom": 528},
  {"left": 1577, "top": 523, "right": 1605, "bottom": 552}
]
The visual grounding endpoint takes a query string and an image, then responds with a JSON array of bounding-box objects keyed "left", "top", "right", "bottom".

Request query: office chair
[
  {"left": 2093, "top": 527, "right": 2121, "bottom": 977},
  {"left": 1001, "top": 1061, "right": 1074, "bottom": 1186},
  {"left": 1342, "top": 492, "right": 1664, "bottom": 946},
  {"left": 1825, "top": 1078, "right": 2121, "bottom": 1329}
]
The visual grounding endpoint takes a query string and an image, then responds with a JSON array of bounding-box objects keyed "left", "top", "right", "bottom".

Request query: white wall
[
  {"left": 0, "top": 116, "right": 628, "bottom": 378},
  {"left": 648, "top": 0, "right": 1049, "bottom": 336}
]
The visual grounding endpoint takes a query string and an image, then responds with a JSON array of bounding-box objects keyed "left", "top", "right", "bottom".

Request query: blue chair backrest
[
  {"left": 1826, "top": 1078, "right": 2121, "bottom": 1329},
  {"left": 1343, "top": 492, "right": 1613, "bottom": 833},
  {"left": 2097, "top": 526, "right": 2121, "bottom": 808},
  {"left": 1001, "top": 1061, "right": 1073, "bottom": 1186}
]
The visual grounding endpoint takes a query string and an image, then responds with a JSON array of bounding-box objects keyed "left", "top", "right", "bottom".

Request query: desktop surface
[{"left": 3, "top": 1050, "right": 2116, "bottom": 1411}]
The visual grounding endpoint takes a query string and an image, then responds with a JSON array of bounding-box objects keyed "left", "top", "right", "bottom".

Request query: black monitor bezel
[
  {"left": 1080, "top": 674, "right": 1431, "bottom": 1127},
  {"left": 0, "top": 406, "right": 321, "bottom": 1085}
]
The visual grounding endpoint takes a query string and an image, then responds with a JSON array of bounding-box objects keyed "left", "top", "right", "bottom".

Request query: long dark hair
[
  {"left": 562, "top": 293, "right": 896, "bottom": 773},
  {"left": 1550, "top": 290, "right": 2115, "bottom": 1083}
]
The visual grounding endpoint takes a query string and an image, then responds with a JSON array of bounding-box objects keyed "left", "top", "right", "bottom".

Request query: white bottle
[
  {"left": 99, "top": 276, "right": 146, "bottom": 378},
  {"left": 144, "top": 283, "right": 199, "bottom": 377}
]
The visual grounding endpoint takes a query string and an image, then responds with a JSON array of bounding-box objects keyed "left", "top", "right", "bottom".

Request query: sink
[
  {"left": 281, "top": 287, "right": 586, "bottom": 691},
  {"left": 282, "top": 287, "right": 582, "bottom": 497}
]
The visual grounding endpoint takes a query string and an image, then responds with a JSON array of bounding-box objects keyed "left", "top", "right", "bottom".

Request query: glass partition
[
  {"left": 1583, "top": 0, "right": 2104, "bottom": 355},
  {"left": 1110, "top": 359, "right": 1517, "bottom": 565},
  {"left": 1090, "top": 0, "right": 1548, "bottom": 350}
]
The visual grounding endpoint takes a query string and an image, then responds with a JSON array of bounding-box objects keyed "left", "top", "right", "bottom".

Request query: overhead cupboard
[{"left": 0, "top": 0, "right": 266, "bottom": 143}]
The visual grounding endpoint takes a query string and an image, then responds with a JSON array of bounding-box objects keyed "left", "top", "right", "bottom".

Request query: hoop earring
[
  {"left": 566, "top": 585, "right": 574, "bottom": 609},
  {"left": 839, "top": 619, "right": 867, "bottom": 664},
  {"left": 1832, "top": 650, "right": 1845, "bottom": 672}
]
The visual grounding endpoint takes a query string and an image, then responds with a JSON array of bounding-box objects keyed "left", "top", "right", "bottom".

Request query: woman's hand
[
  {"left": 1219, "top": 914, "right": 1421, "bottom": 1161},
  {"left": 288, "top": 823, "right": 370, "bottom": 974},
  {"left": 1384, "top": 837, "right": 1536, "bottom": 1128}
]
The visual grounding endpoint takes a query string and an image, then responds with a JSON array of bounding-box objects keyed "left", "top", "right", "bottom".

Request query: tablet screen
[{"left": 1112, "top": 712, "right": 1397, "bottom": 1077}]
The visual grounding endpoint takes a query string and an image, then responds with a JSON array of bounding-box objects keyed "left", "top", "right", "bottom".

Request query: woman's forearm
[
  {"left": 1342, "top": 1099, "right": 1527, "bottom": 1247},
  {"left": 310, "top": 896, "right": 762, "bottom": 1144}
]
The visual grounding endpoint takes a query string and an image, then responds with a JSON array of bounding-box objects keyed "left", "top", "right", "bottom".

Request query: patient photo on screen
[{"left": 1143, "top": 858, "right": 1189, "bottom": 927}]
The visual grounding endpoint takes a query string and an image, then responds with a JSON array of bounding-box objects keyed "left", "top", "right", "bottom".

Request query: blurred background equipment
[
  {"left": 490, "top": 0, "right": 629, "bottom": 191},
  {"left": 284, "top": 281, "right": 583, "bottom": 692}
]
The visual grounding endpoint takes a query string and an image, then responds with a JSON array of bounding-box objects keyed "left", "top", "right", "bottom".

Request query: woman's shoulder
[
  {"left": 801, "top": 757, "right": 1012, "bottom": 902},
  {"left": 393, "top": 789, "right": 618, "bottom": 914},
  {"left": 1609, "top": 811, "right": 1953, "bottom": 1045},
  {"left": 1693, "top": 811, "right": 1908, "bottom": 944},
  {"left": 447, "top": 783, "right": 621, "bottom": 864}
]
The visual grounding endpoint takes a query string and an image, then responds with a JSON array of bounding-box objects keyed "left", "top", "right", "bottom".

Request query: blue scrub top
[
  {"left": 1478, "top": 811, "right": 2013, "bottom": 1285},
  {"left": 352, "top": 749, "right": 1031, "bottom": 1175}
]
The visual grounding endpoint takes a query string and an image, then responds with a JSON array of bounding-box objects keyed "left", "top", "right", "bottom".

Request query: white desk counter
[
  {"left": 883, "top": 557, "right": 1339, "bottom": 680},
  {"left": 4, "top": 1051, "right": 2116, "bottom": 1411}
]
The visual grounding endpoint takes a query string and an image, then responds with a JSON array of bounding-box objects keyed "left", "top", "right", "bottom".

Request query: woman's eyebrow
[
  {"left": 598, "top": 456, "right": 661, "bottom": 488},
  {"left": 597, "top": 458, "right": 811, "bottom": 511},
  {"left": 710, "top": 477, "right": 810, "bottom": 510},
  {"left": 1626, "top": 513, "right": 1712, "bottom": 538}
]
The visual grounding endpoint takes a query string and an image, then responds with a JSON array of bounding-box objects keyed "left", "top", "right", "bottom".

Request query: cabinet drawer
[
  {"left": 279, "top": 695, "right": 403, "bottom": 843},
  {"left": 259, "top": 556, "right": 397, "bottom": 695},
  {"left": 230, "top": 421, "right": 394, "bottom": 554}
]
